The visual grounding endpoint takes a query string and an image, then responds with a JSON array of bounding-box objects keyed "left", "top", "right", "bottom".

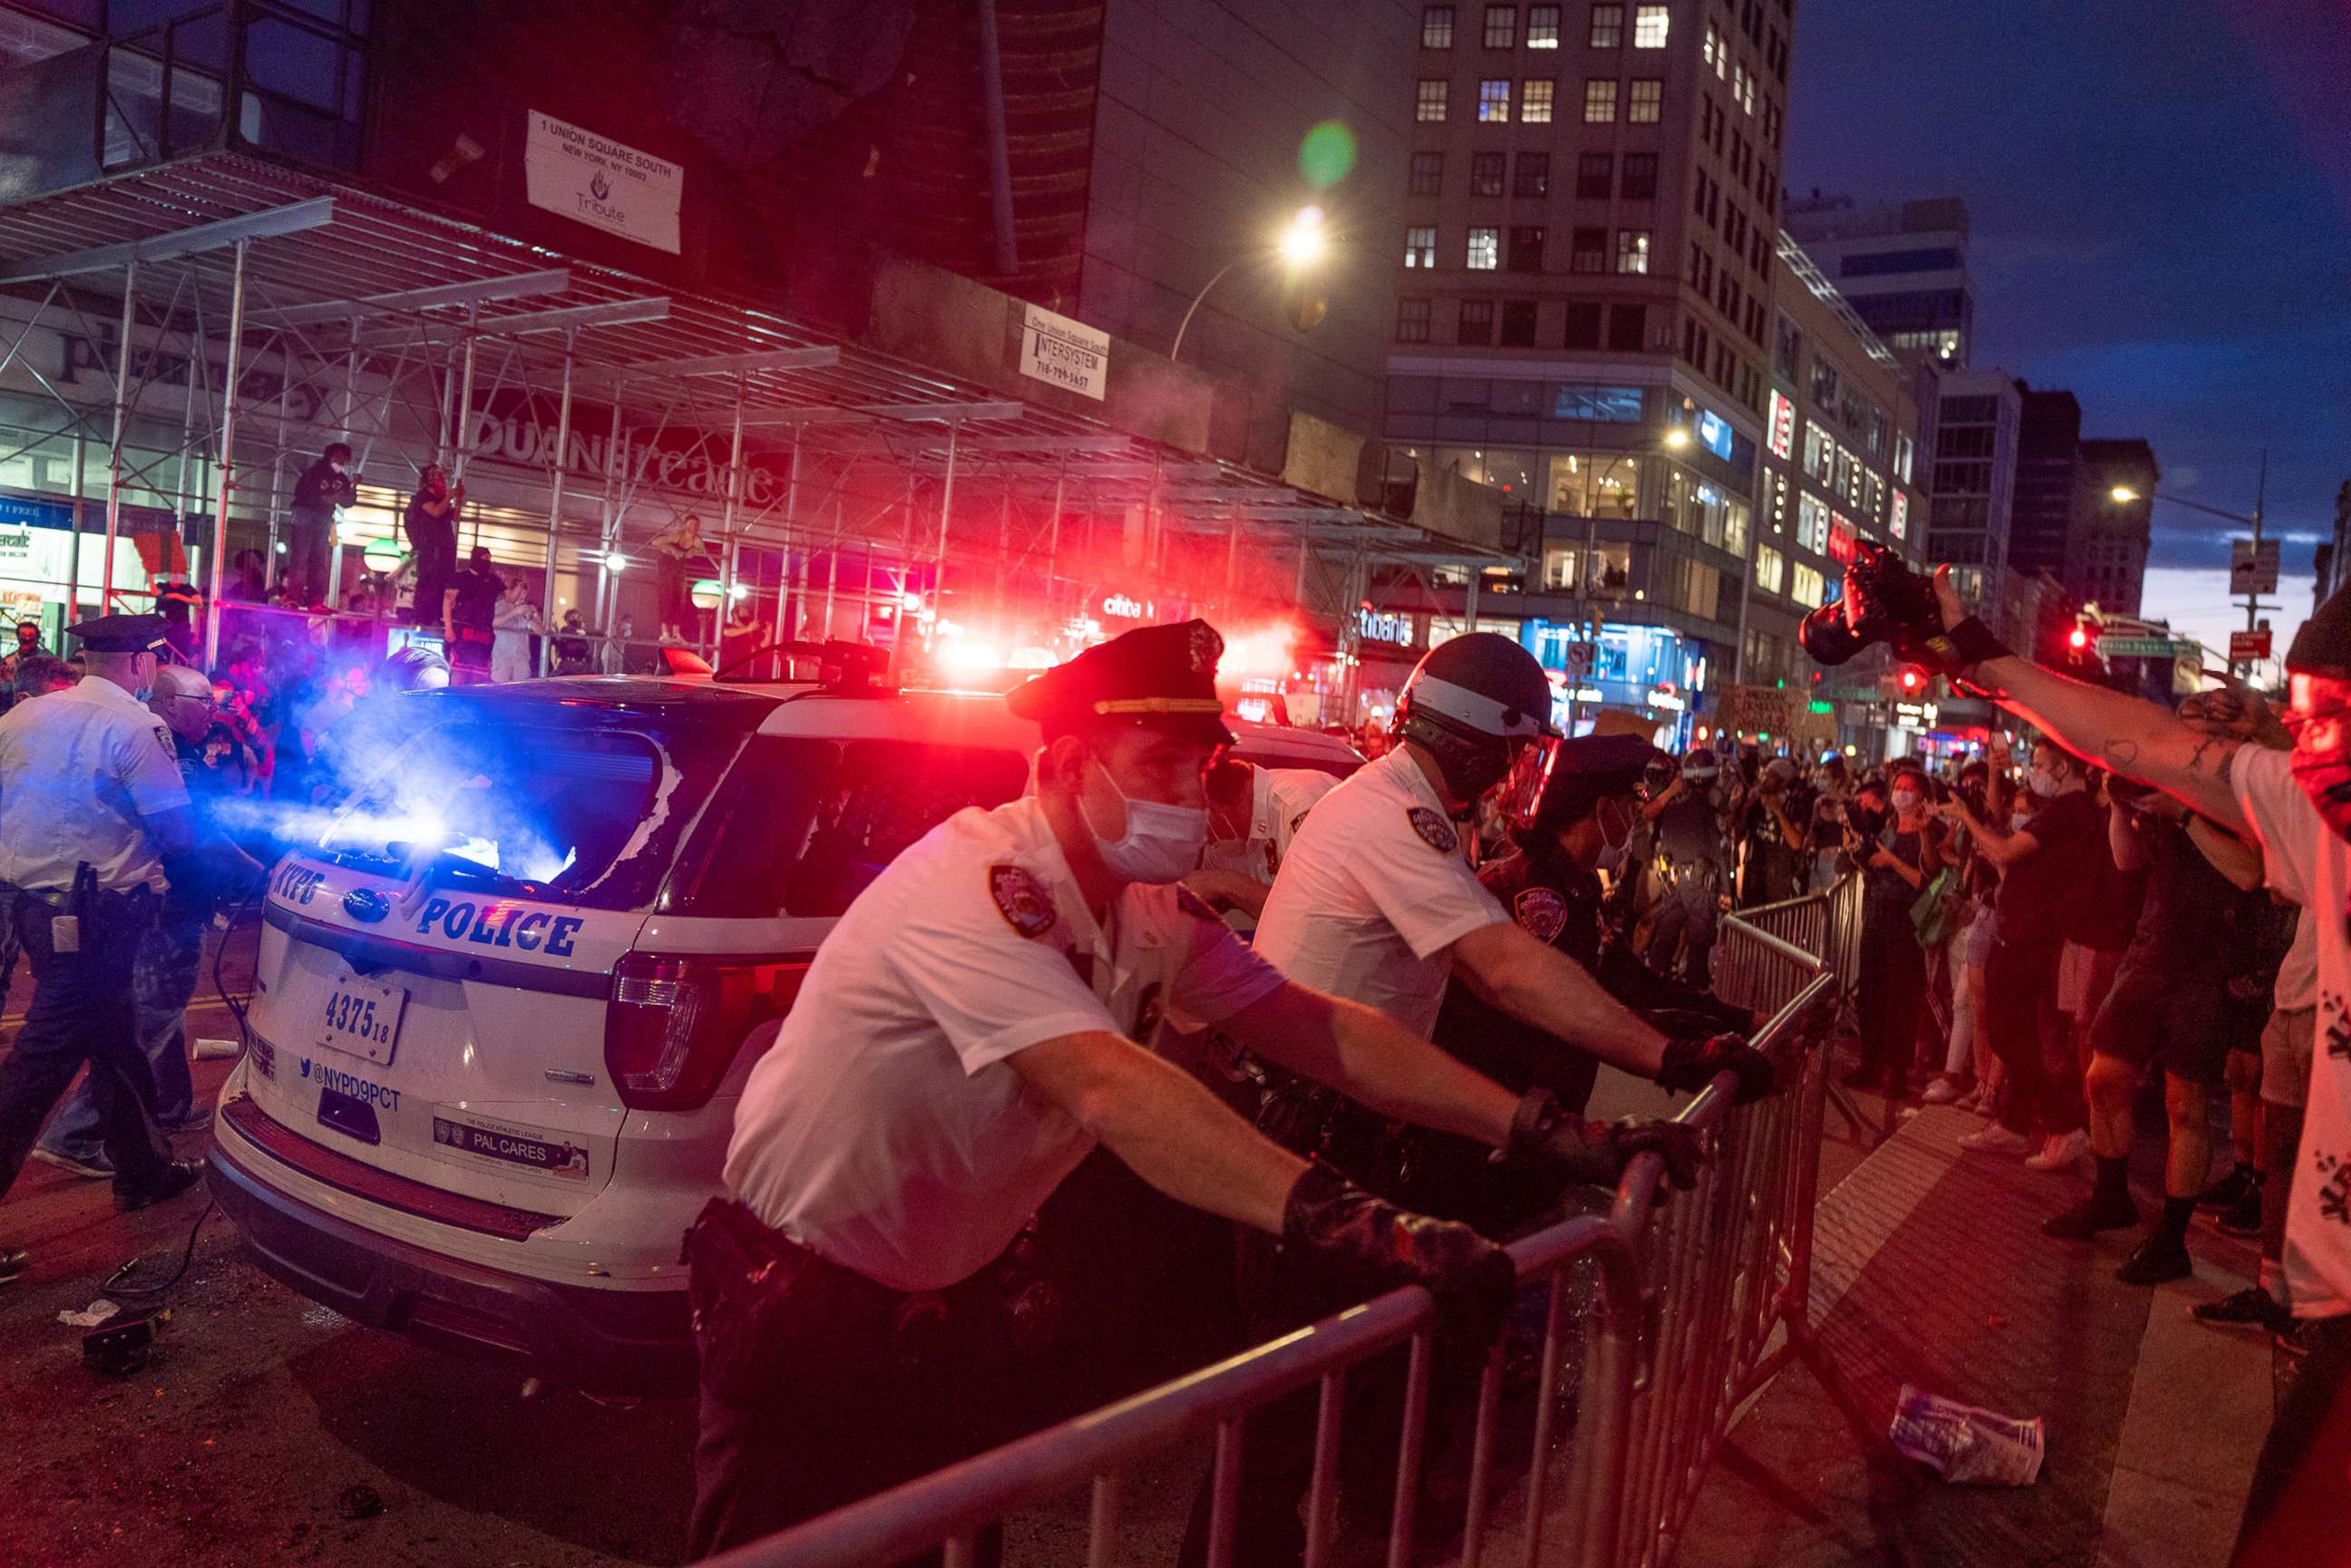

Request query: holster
[{"left": 681, "top": 1198, "right": 829, "bottom": 1406}]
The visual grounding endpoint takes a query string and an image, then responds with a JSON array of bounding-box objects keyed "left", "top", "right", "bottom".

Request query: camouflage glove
[
  {"left": 1657, "top": 1032, "right": 1779, "bottom": 1105},
  {"left": 1282, "top": 1159, "right": 1515, "bottom": 1349},
  {"left": 1508, "top": 1089, "right": 1707, "bottom": 1190}
]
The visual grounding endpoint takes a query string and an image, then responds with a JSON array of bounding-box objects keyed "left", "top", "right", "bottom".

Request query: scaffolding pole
[
  {"left": 538, "top": 327, "right": 577, "bottom": 673},
  {"left": 65, "top": 425, "right": 84, "bottom": 618},
  {"left": 594, "top": 397, "right": 624, "bottom": 640},
  {"left": 715, "top": 372, "right": 746, "bottom": 657},
  {"left": 201, "top": 238, "right": 249, "bottom": 668},
  {"left": 99, "top": 258, "right": 137, "bottom": 606}
]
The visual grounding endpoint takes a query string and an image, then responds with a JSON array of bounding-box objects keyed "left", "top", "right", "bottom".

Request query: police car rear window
[
  {"left": 313, "top": 721, "right": 727, "bottom": 911},
  {"left": 668, "top": 738, "right": 1029, "bottom": 919}
]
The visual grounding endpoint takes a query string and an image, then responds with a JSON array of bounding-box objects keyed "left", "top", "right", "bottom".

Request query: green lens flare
[{"left": 1298, "top": 122, "right": 1358, "bottom": 189}]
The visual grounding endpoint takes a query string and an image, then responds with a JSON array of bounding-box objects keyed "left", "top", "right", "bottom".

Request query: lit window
[
  {"left": 1422, "top": 5, "right": 1455, "bottom": 47},
  {"left": 1756, "top": 546, "right": 1786, "bottom": 597},
  {"left": 1416, "top": 80, "right": 1449, "bottom": 121},
  {"left": 1483, "top": 5, "right": 1516, "bottom": 47},
  {"left": 1798, "top": 492, "right": 1829, "bottom": 552},
  {"left": 1627, "top": 78, "right": 1662, "bottom": 122},
  {"left": 1521, "top": 79, "right": 1555, "bottom": 122},
  {"left": 1734, "top": 63, "right": 1756, "bottom": 113},
  {"left": 1404, "top": 226, "right": 1437, "bottom": 268},
  {"left": 1890, "top": 490, "right": 1910, "bottom": 540},
  {"left": 1527, "top": 4, "right": 1560, "bottom": 46},
  {"left": 1478, "top": 79, "right": 1512, "bottom": 122},
  {"left": 1615, "top": 230, "right": 1651, "bottom": 273},
  {"left": 1633, "top": 5, "right": 1669, "bottom": 46},
  {"left": 1584, "top": 78, "right": 1618, "bottom": 122},
  {"left": 1589, "top": 3, "right": 1623, "bottom": 47},
  {"left": 1396, "top": 297, "right": 1433, "bottom": 343},
  {"left": 1791, "top": 563, "right": 1825, "bottom": 608},
  {"left": 1704, "top": 24, "right": 1726, "bottom": 78},
  {"left": 1467, "top": 227, "right": 1500, "bottom": 269}
]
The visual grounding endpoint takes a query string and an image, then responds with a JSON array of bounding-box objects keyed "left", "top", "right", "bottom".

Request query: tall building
[
  {"left": 1925, "top": 368, "right": 2022, "bottom": 631},
  {"left": 1383, "top": 0, "right": 1800, "bottom": 735},
  {"left": 1751, "top": 234, "right": 1932, "bottom": 752},
  {"left": 2071, "top": 439, "right": 2157, "bottom": 616},
  {"left": 1782, "top": 195, "right": 1973, "bottom": 367},
  {"left": 2010, "top": 386, "right": 2087, "bottom": 588}
]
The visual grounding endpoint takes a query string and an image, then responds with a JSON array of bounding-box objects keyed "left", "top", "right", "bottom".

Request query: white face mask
[
  {"left": 1081, "top": 757, "right": 1209, "bottom": 885},
  {"left": 2026, "top": 766, "right": 2062, "bottom": 799},
  {"left": 1891, "top": 788, "right": 1922, "bottom": 813},
  {"left": 2010, "top": 809, "right": 2034, "bottom": 831}
]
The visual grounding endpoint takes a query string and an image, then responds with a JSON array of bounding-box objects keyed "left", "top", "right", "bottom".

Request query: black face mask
[{"left": 1848, "top": 803, "right": 1888, "bottom": 839}]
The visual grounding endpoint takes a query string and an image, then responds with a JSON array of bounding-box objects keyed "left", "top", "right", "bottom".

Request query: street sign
[
  {"left": 2231, "top": 538, "right": 2282, "bottom": 597},
  {"left": 1717, "top": 684, "right": 1791, "bottom": 735},
  {"left": 2230, "top": 628, "right": 2273, "bottom": 663},
  {"left": 1564, "top": 639, "right": 1597, "bottom": 676},
  {"left": 2097, "top": 636, "right": 2200, "bottom": 658}
]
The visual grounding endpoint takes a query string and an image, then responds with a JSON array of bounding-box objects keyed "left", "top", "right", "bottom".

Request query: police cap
[
  {"left": 1534, "top": 734, "right": 1670, "bottom": 826},
  {"left": 65, "top": 612, "right": 171, "bottom": 655},
  {"left": 1007, "top": 619, "right": 1234, "bottom": 745}
]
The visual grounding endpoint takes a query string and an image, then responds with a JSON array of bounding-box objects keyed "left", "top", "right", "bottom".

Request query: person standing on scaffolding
[
  {"left": 288, "top": 443, "right": 357, "bottom": 604},
  {"left": 401, "top": 463, "right": 463, "bottom": 629},
  {"left": 647, "top": 513, "right": 706, "bottom": 646}
]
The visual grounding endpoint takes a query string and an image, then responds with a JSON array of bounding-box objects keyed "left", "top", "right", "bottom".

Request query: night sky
[{"left": 1785, "top": 0, "right": 2350, "bottom": 657}]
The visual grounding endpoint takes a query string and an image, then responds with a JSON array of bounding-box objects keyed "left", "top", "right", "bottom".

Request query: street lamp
[
  {"left": 1170, "top": 205, "right": 1331, "bottom": 362},
  {"left": 2106, "top": 455, "right": 2270, "bottom": 674}
]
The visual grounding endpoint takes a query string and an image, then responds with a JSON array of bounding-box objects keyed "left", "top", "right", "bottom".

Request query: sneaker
[
  {"left": 2191, "top": 1287, "right": 2290, "bottom": 1333},
  {"left": 2117, "top": 1232, "right": 2195, "bottom": 1287},
  {"left": 2043, "top": 1190, "right": 2140, "bottom": 1240},
  {"left": 0, "top": 1246, "right": 25, "bottom": 1285},
  {"left": 30, "top": 1147, "right": 113, "bottom": 1181},
  {"left": 1958, "top": 1124, "right": 2034, "bottom": 1155},
  {"left": 1951, "top": 1087, "right": 1985, "bottom": 1115},
  {"left": 1921, "top": 1077, "right": 1964, "bottom": 1106},
  {"left": 2216, "top": 1180, "right": 2265, "bottom": 1238},
  {"left": 160, "top": 1108, "right": 212, "bottom": 1134},
  {"left": 113, "top": 1159, "right": 204, "bottom": 1214},
  {"left": 2025, "top": 1130, "right": 2093, "bottom": 1172},
  {"left": 2198, "top": 1165, "right": 2257, "bottom": 1213}
]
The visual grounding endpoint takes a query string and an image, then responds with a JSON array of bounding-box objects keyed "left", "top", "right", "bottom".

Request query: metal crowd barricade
[{"left": 714, "top": 877, "right": 1865, "bottom": 1568}]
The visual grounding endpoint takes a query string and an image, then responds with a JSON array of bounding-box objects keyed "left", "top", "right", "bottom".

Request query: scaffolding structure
[{"left": 0, "top": 156, "right": 1509, "bottom": 715}]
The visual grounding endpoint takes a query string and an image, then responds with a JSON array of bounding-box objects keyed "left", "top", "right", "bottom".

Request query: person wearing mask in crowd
[
  {"left": 1845, "top": 767, "right": 1945, "bottom": 1098},
  {"left": 490, "top": 577, "right": 545, "bottom": 684},
  {"left": 1807, "top": 755, "right": 1855, "bottom": 891},
  {"left": 647, "top": 514, "right": 706, "bottom": 645},
  {"left": 1183, "top": 753, "right": 1337, "bottom": 933},
  {"left": 1923, "top": 760, "right": 2002, "bottom": 1107},
  {"left": 689, "top": 621, "right": 1704, "bottom": 1558},
  {"left": 2053, "top": 771, "right": 2144, "bottom": 1135},
  {"left": 32, "top": 666, "right": 265, "bottom": 1178},
  {"left": 288, "top": 443, "right": 357, "bottom": 603},
  {"left": 402, "top": 463, "right": 463, "bottom": 627},
  {"left": 1644, "top": 746, "right": 1733, "bottom": 989},
  {"left": 443, "top": 546, "right": 503, "bottom": 686},
  {"left": 0, "top": 614, "right": 206, "bottom": 1279},
  {"left": 1737, "top": 756, "right": 1809, "bottom": 908},
  {"left": 4, "top": 620, "right": 50, "bottom": 709},
  {"left": 603, "top": 615, "right": 639, "bottom": 676},
  {"left": 554, "top": 608, "right": 594, "bottom": 675},
  {"left": 1936, "top": 740, "right": 2100, "bottom": 1166}
]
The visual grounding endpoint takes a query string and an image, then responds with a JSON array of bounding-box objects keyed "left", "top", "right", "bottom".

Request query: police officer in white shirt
[
  {"left": 1817, "top": 555, "right": 2351, "bottom": 1567},
  {"left": 687, "top": 620, "right": 1708, "bottom": 1559},
  {"left": 1255, "top": 633, "right": 1775, "bottom": 1099},
  {"left": 0, "top": 615, "right": 207, "bottom": 1282},
  {"left": 1185, "top": 755, "right": 1336, "bottom": 932}
]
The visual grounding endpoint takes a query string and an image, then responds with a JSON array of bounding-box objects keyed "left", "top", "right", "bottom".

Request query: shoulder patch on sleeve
[
  {"left": 1512, "top": 886, "right": 1568, "bottom": 945},
  {"left": 988, "top": 864, "right": 1058, "bottom": 939},
  {"left": 1175, "top": 885, "right": 1222, "bottom": 922},
  {"left": 1407, "top": 806, "right": 1458, "bottom": 853}
]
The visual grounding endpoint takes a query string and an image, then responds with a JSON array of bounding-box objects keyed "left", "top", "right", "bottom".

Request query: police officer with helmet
[
  {"left": 688, "top": 620, "right": 1706, "bottom": 1559},
  {"left": 0, "top": 614, "right": 206, "bottom": 1281},
  {"left": 1646, "top": 745, "right": 1735, "bottom": 986}
]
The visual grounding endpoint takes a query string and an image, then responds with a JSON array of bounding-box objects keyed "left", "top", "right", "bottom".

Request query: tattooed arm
[{"left": 1925, "top": 570, "right": 2252, "bottom": 837}]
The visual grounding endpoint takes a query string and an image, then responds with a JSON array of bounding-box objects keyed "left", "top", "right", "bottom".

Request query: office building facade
[
  {"left": 1384, "top": 0, "right": 1800, "bottom": 735},
  {"left": 1781, "top": 195, "right": 1973, "bottom": 368},
  {"left": 2071, "top": 439, "right": 2157, "bottom": 617},
  {"left": 1925, "top": 367, "right": 2022, "bottom": 634}
]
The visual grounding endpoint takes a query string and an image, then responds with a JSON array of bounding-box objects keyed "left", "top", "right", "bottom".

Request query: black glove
[
  {"left": 1892, "top": 615, "right": 2013, "bottom": 689},
  {"left": 1656, "top": 1033, "right": 1778, "bottom": 1105},
  {"left": 1508, "top": 1090, "right": 1707, "bottom": 1190},
  {"left": 1281, "top": 1160, "right": 1515, "bottom": 1349}
]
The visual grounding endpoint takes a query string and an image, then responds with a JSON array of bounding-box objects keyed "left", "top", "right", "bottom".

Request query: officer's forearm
[
  {"left": 1009, "top": 1030, "right": 1302, "bottom": 1234},
  {"left": 1230, "top": 987, "right": 1517, "bottom": 1149},
  {"left": 1453, "top": 920, "right": 1667, "bottom": 1075}
]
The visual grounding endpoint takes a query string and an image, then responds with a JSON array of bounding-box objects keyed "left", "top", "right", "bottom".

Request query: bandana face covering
[{"left": 2288, "top": 673, "right": 2351, "bottom": 845}]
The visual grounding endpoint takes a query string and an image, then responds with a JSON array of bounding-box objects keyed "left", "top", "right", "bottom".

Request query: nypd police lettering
[
  {"left": 299, "top": 1058, "right": 400, "bottom": 1112},
  {"left": 272, "top": 863, "right": 326, "bottom": 905},
  {"left": 413, "top": 895, "right": 582, "bottom": 957}
]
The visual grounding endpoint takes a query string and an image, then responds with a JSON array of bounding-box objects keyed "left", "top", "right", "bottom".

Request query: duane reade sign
[
  {"left": 1019, "top": 304, "right": 1110, "bottom": 401},
  {"left": 524, "top": 112, "right": 683, "bottom": 255}
]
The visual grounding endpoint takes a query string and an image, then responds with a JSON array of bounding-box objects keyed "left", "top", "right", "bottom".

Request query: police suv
[{"left": 206, "top": 669, "right": 1357, "bottom": 1394}]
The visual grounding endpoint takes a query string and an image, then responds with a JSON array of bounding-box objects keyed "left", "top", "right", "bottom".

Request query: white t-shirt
[
  {"left": 1197, "top": 765, "right": 1339, "bottom": 933},
  {"left": 1253, "top": 746, "right": 1507, "bottom": 1037},
  {"left": 725, "top": 794, "right": 1287, "bottom": 1292},
  {"left": 0, "top": 678, "right": 189, "bottom": 895},
  {"left": 2232, "top": 747, "right": 2351, "bottom": 1319}
]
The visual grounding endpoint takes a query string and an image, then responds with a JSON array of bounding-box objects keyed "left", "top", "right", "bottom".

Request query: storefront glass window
[{"left": 1545, "top": 452, "right": 1643, "bottom": 518}]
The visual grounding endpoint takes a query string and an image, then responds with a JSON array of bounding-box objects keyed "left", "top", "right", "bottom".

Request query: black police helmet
[{"left": 1396, "top": 632, "right": 1559, "bottom": 803}]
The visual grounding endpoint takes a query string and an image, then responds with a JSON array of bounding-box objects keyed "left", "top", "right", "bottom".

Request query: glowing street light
[
  {"left": 2110, "top": 485, "right": 2141, "bottom": 503},
  {"left": 1277, "top": 205, "right": 1327, "bottom": 267},
  {"left": 1663, "top": 425, "right": 1693, "bottom": 451},
  {"left": 600, "top": 551, "right": 631, "bottom": 572},
  {"left": 1171, "top": 205, "right": 1334, "bottom": 362}
]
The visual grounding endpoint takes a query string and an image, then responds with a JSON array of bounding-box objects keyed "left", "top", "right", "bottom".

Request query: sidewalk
[{"left": 1673, "top": 1103, "right": 2272, "bottom": 1568}]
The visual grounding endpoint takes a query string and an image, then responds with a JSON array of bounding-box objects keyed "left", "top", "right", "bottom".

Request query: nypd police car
[{"left": 206, "top": 669, "right": 1354, "bottom": 1394}]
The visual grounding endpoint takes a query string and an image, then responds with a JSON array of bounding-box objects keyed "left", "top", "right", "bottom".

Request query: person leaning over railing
[{"left": 1817, "top": 552, "right": 2351, "bottom": 1568}]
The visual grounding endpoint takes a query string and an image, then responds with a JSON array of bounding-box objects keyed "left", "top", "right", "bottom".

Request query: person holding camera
[
  {"left": 1843, "top": 765, "right": 1946, "bottom": 1098},
  {"left": 1737, "top": 757, "right": 1810, "bottom": 907}
]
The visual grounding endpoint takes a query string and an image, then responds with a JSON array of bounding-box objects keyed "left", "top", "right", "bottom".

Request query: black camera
[
  {"left": 1847, "top": 803, "right": 1888, "bottom": 840},
  {"left": 1799, "top": 542, "right": 1943, "bottom": 667}
]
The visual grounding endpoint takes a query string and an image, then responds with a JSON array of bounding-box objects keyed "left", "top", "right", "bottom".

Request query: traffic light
[
  {"left": 1899, "top": 668, "right": 1922, "bottom": 693},
  {"left": 2068, "top": 623, "right": 2091, "bottom": 652}
]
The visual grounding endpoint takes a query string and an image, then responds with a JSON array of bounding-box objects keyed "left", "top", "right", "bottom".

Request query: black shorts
[{"left": 2088, "top": 963, "right": 2230, "bottom": 1083}]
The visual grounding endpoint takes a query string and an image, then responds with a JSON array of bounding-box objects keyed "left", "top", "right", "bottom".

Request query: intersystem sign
[
  {"left": 523, "top": 111, "right": 683, "bottom": 254},
  {"left": 1019, "top": 305, "right": 1110, "bottom": 402}
]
